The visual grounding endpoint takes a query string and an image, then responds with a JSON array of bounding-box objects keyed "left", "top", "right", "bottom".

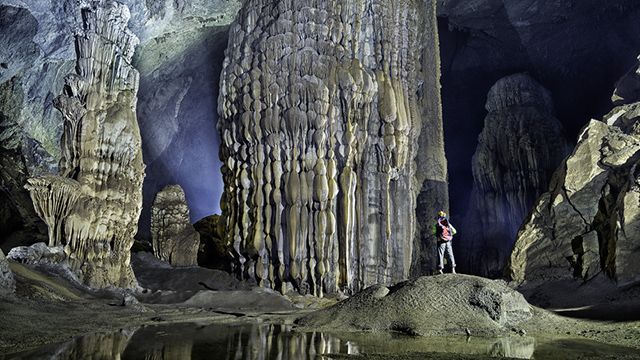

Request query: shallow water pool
[{"left": 3, "top": 322, "right": 639, "bottom": 359}]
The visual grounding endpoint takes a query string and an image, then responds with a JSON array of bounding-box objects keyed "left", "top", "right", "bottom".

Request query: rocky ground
[{"left": 1, "top": 256, "right": 640, "bottom": 359}]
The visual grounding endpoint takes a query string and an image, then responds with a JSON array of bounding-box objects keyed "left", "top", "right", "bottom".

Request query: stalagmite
[
  {"left": 151, "top": 185, "right": 200, "bottom": 267},
  {"left": 23, "top": 0, "right": 144, "bottom": 289},
  {"left": 462, "top": 73, "right": 571, "bottom": 278},
  {"left": 218, "top": 0, "right": 446, "bottom": 295}
]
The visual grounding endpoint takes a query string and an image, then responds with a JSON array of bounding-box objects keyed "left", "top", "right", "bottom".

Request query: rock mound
[{"left": 295, "top": 275, "right": 532, "bottom": 336}]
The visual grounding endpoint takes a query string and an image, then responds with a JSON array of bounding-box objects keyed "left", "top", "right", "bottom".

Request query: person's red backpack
[{"left": 437, "top": 217, "right": 453, "bottom": 241}]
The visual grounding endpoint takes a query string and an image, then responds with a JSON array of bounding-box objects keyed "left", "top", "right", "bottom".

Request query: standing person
[{"left": 433, "top": 211, "right": 457, "bottom": 274}]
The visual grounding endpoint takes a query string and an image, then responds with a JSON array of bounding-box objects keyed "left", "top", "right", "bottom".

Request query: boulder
[
  {"left": 295, "top": 274, "right": 533, "bottom": 336},
  {"left": 193, "top": 214, "right": 229, "bottom": 270},
  {"left": 461, "top": 73, "right": 571, "bottom": 277},
  {"left": 151, "top": 185, "right": 200, "bottom": 267}
]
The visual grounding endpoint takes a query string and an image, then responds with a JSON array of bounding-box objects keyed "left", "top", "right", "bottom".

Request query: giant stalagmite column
[
  {"left": 218, "top": 0, "right": 445, "bottom": 295},
  {"left": 462, "top": 74, "right": 571, "bottom": 277},
  {"left": 24, "top": 0, "right": 144, "bottom": 289}
]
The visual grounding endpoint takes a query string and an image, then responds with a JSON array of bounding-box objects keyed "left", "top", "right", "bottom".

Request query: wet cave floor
[{"left": 2, "top": 262, "right": 640, "bottom": 360}]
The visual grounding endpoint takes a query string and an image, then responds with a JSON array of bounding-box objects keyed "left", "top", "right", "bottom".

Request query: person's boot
[
  {"left": 438, "top": 269, "right": 443, "bottom": 275},
  {"left": 452, "top": 267, "right": 456, "bottom": 274}
]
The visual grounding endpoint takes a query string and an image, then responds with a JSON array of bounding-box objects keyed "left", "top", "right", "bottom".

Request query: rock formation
[
  {"left": 194, "top": 214, "right": 229, "bottom": 270},
  {"left": 151, "top": 184, "right": 199, "bottom": 267},
  {"left": 217, "top": 0, "right": 446, "bottom": 295},
  {"left": 23, "top": 0, "right": 145, "bottom": 289},
  {"left": 0, "top": 248, "right": 15, "bottom": 293},
  {"left": 295, "top": 274, "right": 533, "bottom": 336},
  {"left": 461, "top": 73, "right": 571, "bottom": 277},
  {"left": 506, "top": 58, "right": 640, "bottom": 286},
  {"left": 437, "top": 0, "right": 640, "bottom": 221},
  {"left": 0, "top": 0, "right": 241, "bottom": 246}
]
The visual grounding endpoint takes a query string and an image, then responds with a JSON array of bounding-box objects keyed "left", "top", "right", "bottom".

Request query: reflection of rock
[
  {"left": 296, "top": 274, "right": 532, "bottom": 336},
  {"left": 24, "top": 1, "right": 145, "bottom": 289},
  {"left": 507, "top": 63, "right": 640, "bottom": 286},
  {"left": 0, "top": 248, "right": 15, "bottom": 293},
  {"left": 461, "top": 74, "right": 571, "bottom": 277},
  {"left": 218, "top": 0, "right": 446, "bottom": 295},
  {"left": 151, "top": 185, "right": 199, "bottom": 267}
]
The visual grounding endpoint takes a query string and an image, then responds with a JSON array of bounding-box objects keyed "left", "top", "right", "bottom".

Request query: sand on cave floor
[{"left": 1, "top": 258, "right": 640, "bottom": 359}]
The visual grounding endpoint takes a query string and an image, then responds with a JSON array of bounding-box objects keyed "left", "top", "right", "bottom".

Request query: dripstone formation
[
  {"left": 461, "top": 73, "right": 571, "bottom": 277},
  {"left": 506, "top": 57, "right": 640, "bottom": 287},
  {"left": 218, "top": 0, "right": 446, "bottom": 295},
  {"left": 151, "top": 184, "right": 200, "bottom": 267},
  {"left": 22, "top": 1, "right": 144, "bottom": 289}
]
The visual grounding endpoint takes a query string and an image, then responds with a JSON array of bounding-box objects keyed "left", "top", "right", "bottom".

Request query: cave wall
[
  {"left": 506, "top": 59, "right": 640, "bottom": 286},
  {"left": 217, "top": 0, "right": 446, "bottom": 295}
]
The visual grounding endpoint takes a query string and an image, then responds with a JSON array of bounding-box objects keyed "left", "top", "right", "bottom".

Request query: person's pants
[{"left": 437, "top": 240, "right": 456, "bottom": 269}]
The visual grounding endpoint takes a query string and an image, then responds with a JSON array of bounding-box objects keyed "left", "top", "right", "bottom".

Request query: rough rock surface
[
  {"left": 460, "top": 74, "right": 571, "bottom": 277},
  {"left": 23, "top": 0, "right": 145, "bottom": 289},
  {"left": 217, "top": 0, "right": 446, "bottom": 296},
  {"left": 0, "top": 248, "right": 15, "bottom": 293},
  {"left": 437, "top": 0, "right": 640, "bottom": 218},
  {"left": 295, "top": 274, "right": 533, "bottom": 336},
  {"left": 0, "top": 76, "right": 55, "bottom": 250},
  {"left": 151, "top": 184, "right": 200, "bottom": 267},
  {"left": 193, "top": 214, "right": 229, "bottom": 270},
  {"left": 506, "top": 60, "right": 640, "bottom": 286}
]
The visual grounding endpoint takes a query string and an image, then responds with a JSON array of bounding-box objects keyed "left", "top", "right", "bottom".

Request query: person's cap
[{"left": 438, "top": 211, "right": 446, "bottom": 217}]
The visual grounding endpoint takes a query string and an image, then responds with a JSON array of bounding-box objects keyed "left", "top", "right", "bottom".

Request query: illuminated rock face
[
  {"left": 0, "top": 248, "right": 15, "bottom": 293},
  {"left": 218, "top": 0, "right": 446, "bottom": 295},
  {"left": 506, "top": 59, "right": 640, "bottom": 286},
  {"left": 461, "top": 74, "right": 571, "bottom": 278},
  {"left": 24, "top": 0, "right": 144, "bottom": 289},
  {"left": 151, "top": 185, "right": 200, "bottom": 267}
]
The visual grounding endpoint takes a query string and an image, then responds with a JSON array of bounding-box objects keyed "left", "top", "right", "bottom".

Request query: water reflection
[{"left": 3, "top": 323, "right": 639, "bottom": 360}]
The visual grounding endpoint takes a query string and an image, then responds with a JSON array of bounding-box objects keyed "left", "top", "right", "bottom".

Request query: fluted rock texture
[
  {"left": 24, "top": 0, "right": 144, "bottom": 289},
  {"left": 0, "top": 248, "right": 15, "bottom": 293},
  {"left": 461, "top": 74, "right": 571, "bottom": 277},
  {"left": 506, "top": 59, "right": 640, "bottom": 286},
  {"left": 151, "top": 184, "right": 200, "bottom": 267},
  {"left": 218, "top": 0, "right": 445, "bottom": 295}
]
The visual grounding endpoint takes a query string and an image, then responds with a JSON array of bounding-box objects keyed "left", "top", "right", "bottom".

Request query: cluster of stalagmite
[
  {"left": 151, "top": 184, "right": 200, "bottom": 267},
  {"left": 506, "top": 58, "right": 640, "bottom": 286},
  {"left": 218, "top": 0, "right": 445, "bottom": 295},
  {"left": 461, "top": 74, "right": 571, "bottom": 277},
  {"left": 23, "top": 0, "right": 144, "bottom": 289}
]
